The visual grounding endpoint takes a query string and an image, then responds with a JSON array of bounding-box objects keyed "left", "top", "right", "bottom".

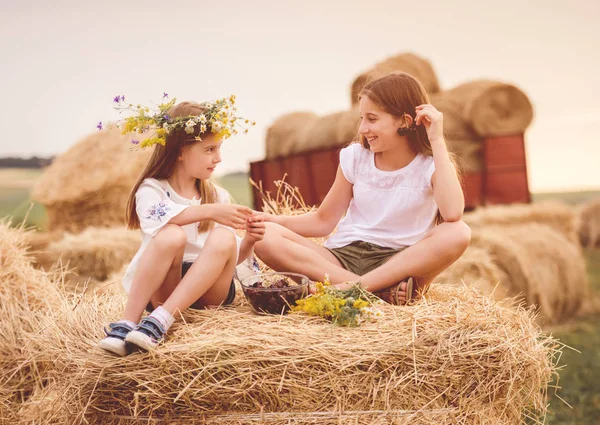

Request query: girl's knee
[
  {"left": 449, "top": 220, "right": 471, "bottom": 251},
  {"left": 254, "top": 222, "right": 282, "bottom": 254},
  {"left": 206, "top": 227, "right": 237, "bottom": 252},
  {"left": 154, "top": 224, "right": 187, "bottom": 251}
]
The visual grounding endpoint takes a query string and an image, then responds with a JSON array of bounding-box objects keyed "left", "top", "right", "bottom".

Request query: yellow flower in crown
[{"left": 99, "top": 92, "right": 256, "bottom": 148}]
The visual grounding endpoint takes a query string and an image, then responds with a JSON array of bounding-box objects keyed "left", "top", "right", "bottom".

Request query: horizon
[{"left": 1, "top": 0, "right": 599, "bottom": 192}]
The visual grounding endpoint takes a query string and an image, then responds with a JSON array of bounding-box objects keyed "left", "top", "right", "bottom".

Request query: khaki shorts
[{"left": 326, "top": 241, "right": 406, "bottom": 276}]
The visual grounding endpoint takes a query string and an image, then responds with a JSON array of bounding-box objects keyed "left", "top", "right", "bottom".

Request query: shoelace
[{"left": 136, "top": 316, "right": 166, "bottom": 341}]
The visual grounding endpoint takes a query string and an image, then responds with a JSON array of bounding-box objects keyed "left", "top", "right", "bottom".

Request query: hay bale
[
  {"left": 31, "top": 128, "right": 153, "bottom": 233},
  {"left": 446, "top": 138, "right": 483, "bottom": 172},
  {"left": 464, "top": 201, "right": 580, "bottom": 245},
  {"left": 469, "top": 223, "right": 588, "bottom": 324},
  {"left": 578, "top": 198, "right": 600, "bottom": 248},
  {"left": 0, "top": 222, "right": 64, "bottom": 421},
  {"left": 351, "top": 53, "right": 441, "bottom": 104},
  {"left": 430, "top": 92, "right": 479, "bottom": 141},
  {"left": 265, "top": 112, "right": 319, "bottom": 159},
  {"left": 34, "top": 226, "right": 140, "bottom": 281},
  {"left": 31, "top": 284, "right": 557, "bottom": 424},
  {"left": 438, "top": 246, "right": 510, "bottom": 300},
  {"left": 442, "top": 81, "right": 534, "bottom": 138},
  {"left": 301, "top": 111, "right": 348, "bottom": 152},
  {"left": 335, "top": 107, "right": 361, "bottom": 144},
  {"left": 266, "top": 109, "right": 360, "bottom": 158}
]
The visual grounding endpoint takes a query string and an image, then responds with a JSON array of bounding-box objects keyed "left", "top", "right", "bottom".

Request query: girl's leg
[
  {"left": 122, "top": 224, "right": 187, "bottom": 323},
  {"left": 254, "top": 222, "right": 360, "bottom": 283},
  {"left": 160, "top": 227, "right": 238, "bottom": 315},
  {"left": 361, "top": 221, "right": 471, "bottom": 298}
]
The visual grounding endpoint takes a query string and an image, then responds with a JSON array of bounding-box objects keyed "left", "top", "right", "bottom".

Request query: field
[{"left": 1, "top": 167, "right": 599, "bottom": 424}]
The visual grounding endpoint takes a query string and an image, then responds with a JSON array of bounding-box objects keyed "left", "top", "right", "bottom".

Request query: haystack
[
  {"left": 31, "top": 127, "right": 152, "bottom": 233},
  {"left": 464, "top": 201, "right": 580, "bottom": 245},
  {"left": 350, "top": 53, "right": 441, "bottom": 104},
  {"left": 578, "top": 197, "right": 600, "bottom": 248},
  {"left": 265, "top": 112, "right": 319, "bottom": 159},
  {"left": 440, "top": 81, "right": 534, "bottom": 138},
  {"left": 33, "top": 226, "right": 140, "bottom": 282},
  {"left": 469, "top": 223, "right": 588, "bottom": 324},
  {"left": 0, "top": 222, "right": 64, "bottom": 422},
  {"left": 265, "top": 109, "right": 360, "bottom": 159},
  {"left": 25, "top": 283, "right": 557, "bottom": 425},
  {"left": 438, "top": 245, "right": 510, "bottom": 300}
]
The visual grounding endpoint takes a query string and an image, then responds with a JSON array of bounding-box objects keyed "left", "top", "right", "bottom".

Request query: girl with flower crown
[
  {"left": 99, "top": 99, "right": 264, "bottom": 356},
  {"left": 254, "top": 73, "right": 471, "bottom": 305}
]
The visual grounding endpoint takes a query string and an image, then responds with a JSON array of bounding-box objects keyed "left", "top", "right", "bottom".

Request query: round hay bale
[
  {"left": 335, "top": 107, "right": 361, "bottom": 144},
  {"left": 351, "top": 53, "right": 441, "bottom": 104},
  {"left": 444, "top": 81, "right": 534, "bottom": 138},
  {"left": 33, "top": 226, "right": 140, "bottom": 282},
  {"left": 430, "top": 92, "right": 479, "bottom": 140},
  {"left": 470, "top": 223, "right": 588, "bottom": 324},
  {"left": 578, "top": 198, "right": 600, "bottom": 248},
  {"left": 295, "top": 111, "right": 348, "bottom": 153},
  {"left": 31, "top": 128, "right": 153, "bottom": 233},
  {"left": 35, "top": 284, "right": 557, "bottom": 424},
  {"left": 464, "top": 201, "right": 580, "bottom": 245},
  {"left": 266, "top": 109, "right": 360, "bottom": 157},
  {"left": 438, "top": 246, "right": 510, "bottom": 300},
  {"left": 265, "top": 112, "right": 319, "bottom": 159}
]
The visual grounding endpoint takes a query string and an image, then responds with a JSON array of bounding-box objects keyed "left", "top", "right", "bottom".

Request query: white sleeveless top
[{"left": 324, "top": 143, "right": 438, "bottom": 250}]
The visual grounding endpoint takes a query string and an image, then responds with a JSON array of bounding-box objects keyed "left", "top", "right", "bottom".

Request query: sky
[{"left": 1, "top": 0, "right": 599, "bottom": 192}]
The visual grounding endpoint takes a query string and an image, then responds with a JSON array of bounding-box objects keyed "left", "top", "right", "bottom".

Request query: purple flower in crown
[
  {"left": 97, "top": 121, "right": 103, "bottom": 130},
  {"left": 131, "top": 139, "right": 140, "bottom": 145},
  {"left": 120, "top": 95, "right": 125, "bottom": 102},
  {"left": 113, "top": 95, "right": 121, "bottom": 103},
  {"left": 163, "top": 92, "right": 169, "bottom": 99},
  {"left": 163, "top": 114, "right": 170, "bottom": 122}
]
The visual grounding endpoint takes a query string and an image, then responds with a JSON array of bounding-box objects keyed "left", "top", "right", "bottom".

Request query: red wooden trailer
[{"left": 250, "top": 134, "right": 530, "bottom": 211}]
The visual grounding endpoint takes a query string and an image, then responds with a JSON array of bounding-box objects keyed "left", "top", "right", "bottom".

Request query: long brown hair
[
  {"left": 358, "top": 72, "right": 463, "bottom": 223},
  {"left": 126, "top": 101, "right": 218, "bottom": 232}
]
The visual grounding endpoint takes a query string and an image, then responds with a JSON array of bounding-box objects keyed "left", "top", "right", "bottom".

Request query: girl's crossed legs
[{"left": 254, "top": 221, "right": 471, "bottom": 304}]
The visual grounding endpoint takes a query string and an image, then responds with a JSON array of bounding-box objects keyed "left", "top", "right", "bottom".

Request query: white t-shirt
[
  {"left": 324, "top": 143, "right": 438, "bottom": 250},
  {"left": 121, "top": 178, "right": 245, "bottom": 293}
]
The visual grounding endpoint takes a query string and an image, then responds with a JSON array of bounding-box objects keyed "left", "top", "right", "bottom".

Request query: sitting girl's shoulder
[
  {"left": 140, "top": 177, "right": 166, "bottom": 189},
  {"left": 215, "top": 185, "right": 232, "bottom": 204}
]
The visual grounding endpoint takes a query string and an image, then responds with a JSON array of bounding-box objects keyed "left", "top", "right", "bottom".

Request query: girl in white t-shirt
[
  {"left": 99, "top": 98, "right": 264, "bottom": 356},
  {"left": 254, "top": 73, "right": 470, "bottom": 305}
]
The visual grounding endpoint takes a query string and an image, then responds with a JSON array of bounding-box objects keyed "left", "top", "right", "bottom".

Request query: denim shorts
[
  {"left": 325, "top": 241, "right": 406, "bottom": 276},
  {"left": 145, "top": 261, "right": 236, "bottom": 313}
]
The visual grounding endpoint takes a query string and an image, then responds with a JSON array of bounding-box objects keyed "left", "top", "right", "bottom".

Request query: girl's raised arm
[
  {"left": 415, "top": 104, "right": 465, "bottom": 221},
  {"left": 265, "top": 165, "right": 353, "bottom": 238}
]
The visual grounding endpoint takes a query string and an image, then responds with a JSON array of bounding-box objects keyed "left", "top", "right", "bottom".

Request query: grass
[
  {"left": 0, "top": 167, "right": 599, "bottom": 424},
  {"left": 0, "top": 168, "right": 46, "bottom": 229},
  {"left": 545, "top": 248, "right": 600, "bottom": 423}
]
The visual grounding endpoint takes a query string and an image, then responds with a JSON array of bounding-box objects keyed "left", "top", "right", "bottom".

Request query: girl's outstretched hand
[
  {"left": 415, "top": 104, "right": 444, "bottom": 143},
  {"left": 244, "top": 214, "right": 266, "bottom": 243},
  {"left": 206, "top": 204, "right": 253, "bottom": 230},
  {"left": 251, "top": 211, "right": 279, "bottom": 224}
]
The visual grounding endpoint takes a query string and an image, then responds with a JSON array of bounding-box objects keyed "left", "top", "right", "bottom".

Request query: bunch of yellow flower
[
  {"left": 293, "top": 276, "right": 383, "bottom": 326},
  {"left": 98, "top": 93, "right": 256, "bottom": 149}
]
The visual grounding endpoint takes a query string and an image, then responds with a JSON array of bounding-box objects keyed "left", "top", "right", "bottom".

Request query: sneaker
[
  {"left": 125, "top": 316, "right": 166, "bottom": 352},
  {"left": 98, "top": 321, "right": 135, "bottom": 356}
]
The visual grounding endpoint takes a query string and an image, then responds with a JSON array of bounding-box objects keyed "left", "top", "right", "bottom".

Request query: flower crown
[{"left": 97, "top": 93, "right": 256, "bottom": 149}]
